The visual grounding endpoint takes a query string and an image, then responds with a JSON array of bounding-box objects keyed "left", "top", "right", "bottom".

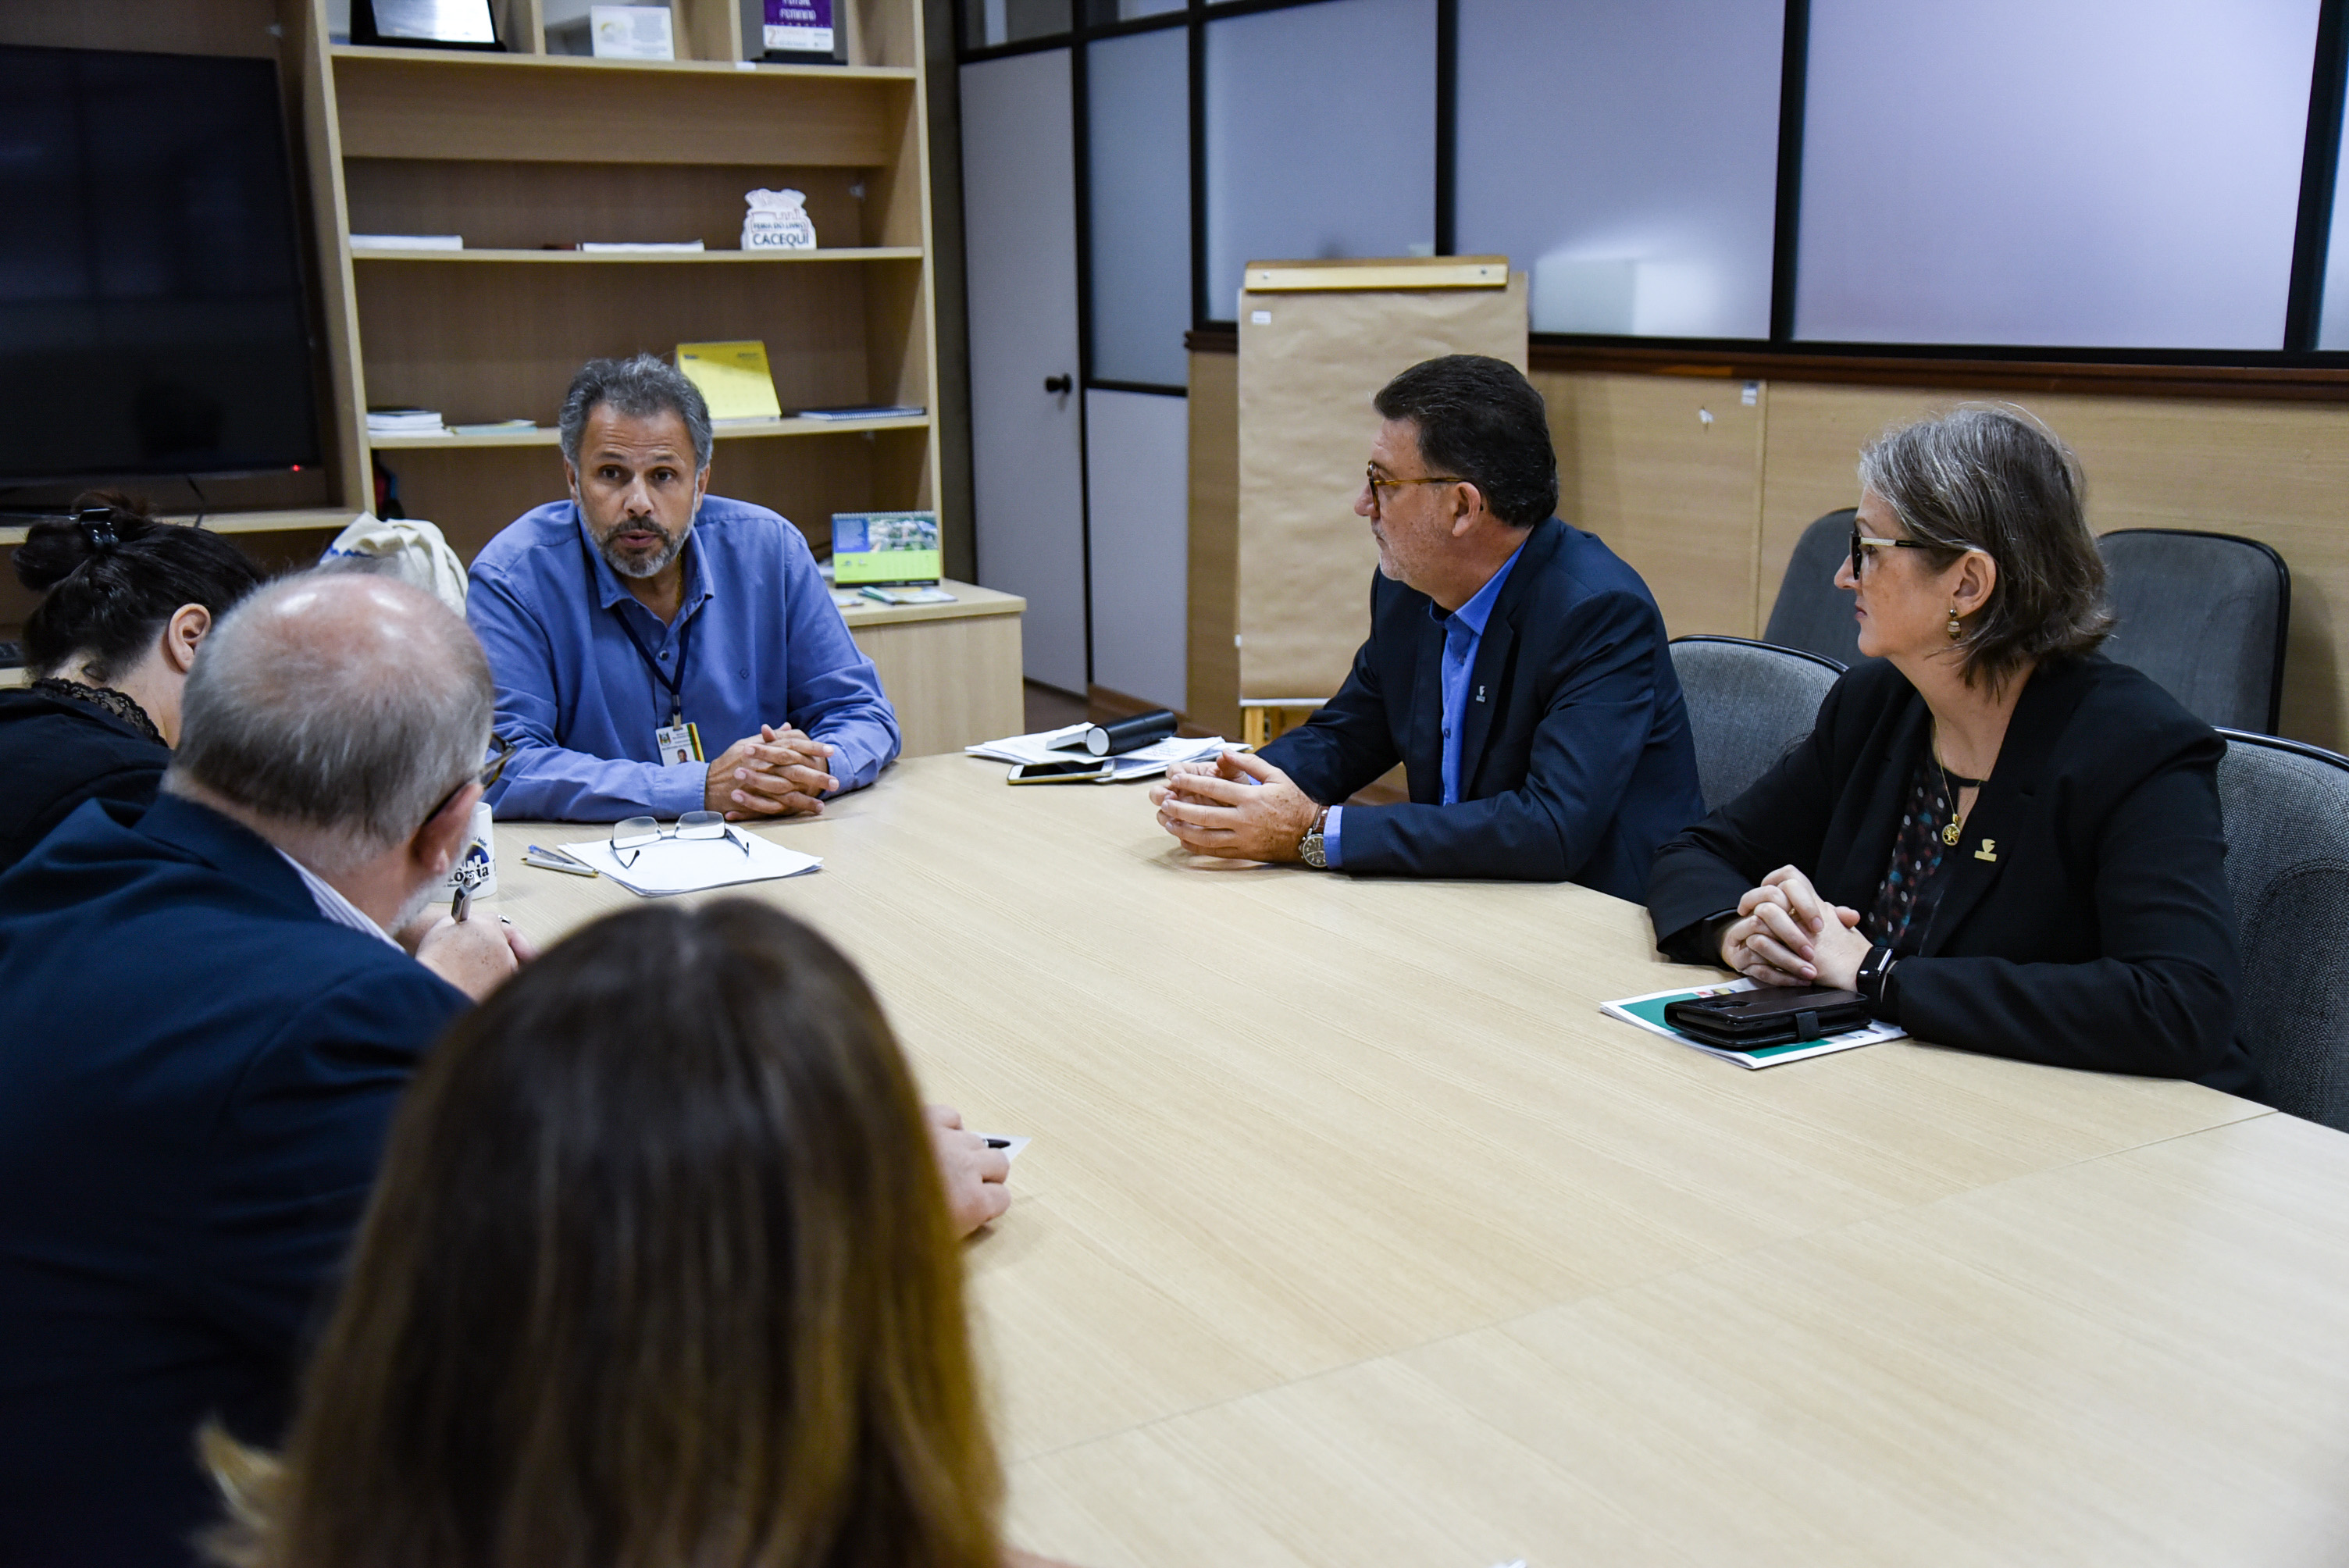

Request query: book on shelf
[
  {"left": 351, "top": 234, "right": 462, "bottom": 251},
  {"left": 795, "top": 404, "right": 926, "bottom": 421},
  {"left": 580, "top": 240, "right": 706, "bottom": 252},
  {"left": 367, "top": 406, "right": 451, "bottom": 437},
  {"left": 449, "top": 419, "right": 539, "bottom": 437},
  {"left": 675, "top": 341, "right": 782, "bottom": 422}
]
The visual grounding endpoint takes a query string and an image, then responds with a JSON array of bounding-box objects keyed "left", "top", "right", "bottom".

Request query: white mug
[{"left": 445, "top": 799, "right": 497, "bottom": 899}]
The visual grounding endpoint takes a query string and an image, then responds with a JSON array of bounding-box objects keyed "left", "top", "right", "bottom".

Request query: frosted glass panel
[
  {"left": 1204, "top": 0, "right": 1437, "bottom": 315},
  {"left": 1456, "top": 0, "right": 1782, "bottom": 339},
  {"left": 2319, "top": 94, "right": 2349, "bottom": 347},
  {"left": 1088, "top": 26, "right": 1190, "bottom": 387},
  {"left": 1797, "top": 0, "right": 2320, "bottom": 348},
  {"left": 1082, "top": 0, "right": 1183, "bottom": 20},
  {"left": 962, "top": 0, "right": 1071, "bottom": 49}
]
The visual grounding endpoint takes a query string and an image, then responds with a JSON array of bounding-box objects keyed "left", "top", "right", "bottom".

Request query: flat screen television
[{"left": 0, "top": 44, "right": 323, "bottom": 486}]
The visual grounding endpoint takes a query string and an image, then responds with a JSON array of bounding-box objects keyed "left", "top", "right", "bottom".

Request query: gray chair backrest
[
  {"left": 1670, "top": 636, "right": 1844, "bottom": 814},
  {"left": 2101, "top": 529, "right": 2288, "bottom": 734},
  {"left": 1763, "top": 508, "right": 1863, "bottom": 669},
  {"left": 2216, "top": 729, "right": 2349, "bottom": 1130}
]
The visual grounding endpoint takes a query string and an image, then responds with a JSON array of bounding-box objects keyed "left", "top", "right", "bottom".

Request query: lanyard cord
[
  {"left": 611, "top": 606, "right": 693, "bottom": 727},
  {"left": 580, "top": 519, "right": 696, "bottom": 727}
]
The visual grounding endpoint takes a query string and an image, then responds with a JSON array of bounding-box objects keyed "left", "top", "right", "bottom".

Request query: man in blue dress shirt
[
  {"left": 1150, "top": 355, "right": 1703, "bottom": 897},
  {"left": 467, "top": 355, "right": 901, "bottom": 822}
]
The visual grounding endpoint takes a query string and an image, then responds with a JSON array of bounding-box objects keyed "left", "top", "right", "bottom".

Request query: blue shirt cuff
[
  {"left": 1323, "top": 804, "right": 1343, "bottom": 868},
  {"left": 655, "top": 762, "right": 710, "bottom": 818}
]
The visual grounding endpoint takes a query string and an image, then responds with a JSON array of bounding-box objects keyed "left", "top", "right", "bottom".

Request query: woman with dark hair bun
[
  {"left": 0, "top": 491, "right": 262, "bottom": 871},
  {"left": 205, "top": 899, "right": 1076, "bottom": 1568}
]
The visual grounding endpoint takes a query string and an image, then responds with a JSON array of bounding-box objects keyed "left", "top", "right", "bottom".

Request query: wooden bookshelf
[
  {"left": 0, "top": 0, "right": 940, "bottom": 573},
  {"left": 349, "top": 246, "right": 925, "bottom": 263},
  {"left": 327, "top": 0, "right": 941, "bottom": 561}
]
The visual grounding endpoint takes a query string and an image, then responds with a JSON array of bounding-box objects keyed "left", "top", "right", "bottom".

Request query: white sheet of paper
[
  {"left": 964, "top": 726, "right": 1234, "bottom": 782},
  {"left": 558, "top": 832, "right": 821, "bottom": 897},
  {"left": 967, "top": 1132, "right": 1030, "bottom": 1161}
]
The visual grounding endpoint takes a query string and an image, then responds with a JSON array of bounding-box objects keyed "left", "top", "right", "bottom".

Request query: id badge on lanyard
[{"left": 612, "top": 604, "right": 702, "bottom": 766}]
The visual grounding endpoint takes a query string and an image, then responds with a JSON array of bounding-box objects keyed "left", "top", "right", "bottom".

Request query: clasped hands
[
  {"left": 705, "top": 722, "right": 838, "bottom": 819},
  {"left": 1150, "top": 750, "right": 1321, "bottom": 861},
  {"left": 1719, "top": 865, "right": 1873, "bottom": 990}
]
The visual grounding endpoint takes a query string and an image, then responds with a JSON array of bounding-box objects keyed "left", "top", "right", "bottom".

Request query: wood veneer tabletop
[{"left": 487, "top": 755, "right": 2349, "bottom": 1566}]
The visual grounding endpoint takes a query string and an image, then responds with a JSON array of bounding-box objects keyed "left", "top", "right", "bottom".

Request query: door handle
[{"left": 1043, "top": 374, "right": 1072, "bottom": 394}]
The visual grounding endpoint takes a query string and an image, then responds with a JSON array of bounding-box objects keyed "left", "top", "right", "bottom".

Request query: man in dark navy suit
[
  {"left": 0, "top": 573, "right": 529, "bottom": 1568},
  {"left": 1153, "top": 355, "right": 1703, "bottom": 896}
]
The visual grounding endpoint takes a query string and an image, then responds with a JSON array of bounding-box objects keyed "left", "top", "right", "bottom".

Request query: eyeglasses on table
[{"left": 609, "top": 810, "right": 752, "bottom": 869}]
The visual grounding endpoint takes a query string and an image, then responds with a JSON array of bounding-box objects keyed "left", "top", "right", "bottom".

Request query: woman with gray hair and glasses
[{"left": 1647, "top": 405, "right": 2248, "bottom": 1088}]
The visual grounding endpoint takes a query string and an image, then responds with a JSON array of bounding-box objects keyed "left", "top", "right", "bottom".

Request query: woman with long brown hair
[{"left": 209, "top": 898, "right": 1056, "bottom": 1568}]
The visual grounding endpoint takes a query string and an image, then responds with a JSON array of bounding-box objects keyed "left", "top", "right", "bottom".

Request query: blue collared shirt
[
  {"left": 467, "top": 496, "right": 901, "bottom": 821},
  {"left": 1324, "top": 543, "right": 1523, "bottom": 868}
]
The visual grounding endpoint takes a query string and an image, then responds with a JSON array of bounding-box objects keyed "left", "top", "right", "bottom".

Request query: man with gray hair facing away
[
  {"left": 465, "top": 353, "right": 901, "bottom": 821},
  {"left": 0, "top": 572, "right": 529, "bottom": 1568}
]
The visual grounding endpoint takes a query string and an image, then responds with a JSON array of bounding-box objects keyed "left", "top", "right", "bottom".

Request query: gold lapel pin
[{"left": 1974, "top": 838, "right": 1998, "bottom": 862}]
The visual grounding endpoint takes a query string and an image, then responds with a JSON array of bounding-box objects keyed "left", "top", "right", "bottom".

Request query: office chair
[
  {"left": 1762, "top": 508, "right": 1863, "bottom": 669},
  {"left": 2100, "top": 529, "right": 2289, "bottom": 734},
  {"left": 1668, "top": 636, "right": 1845, "bottom": 814},
  {"left": 2216, "top": 728, "right": 2349, "bottom": 1130}
]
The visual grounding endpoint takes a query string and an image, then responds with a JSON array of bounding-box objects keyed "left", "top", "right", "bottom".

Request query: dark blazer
[
  {"left": 1258, "top": 517, "right": 1705, "bottom": 897},
  {"left": 0, "top": 685, "right": 169, "bottom": 873},
  {"left": 1648, "top": 655, "right": 2247, "bottom": 1088},
  {"left": 0, "top": 794, "right": 469, "bottom": 1568}
]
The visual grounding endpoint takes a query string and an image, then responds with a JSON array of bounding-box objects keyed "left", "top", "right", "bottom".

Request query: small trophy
[{"left": 743, "top": 189, "right": 818, "bottom": 251}]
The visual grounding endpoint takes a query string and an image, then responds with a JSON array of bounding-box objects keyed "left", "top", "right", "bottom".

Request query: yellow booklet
[{"left": 675, "top": 340, "right": 782, "bottom": 421}]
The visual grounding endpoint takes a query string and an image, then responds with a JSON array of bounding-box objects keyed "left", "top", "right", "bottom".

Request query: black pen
[{"left": 985, "top": 1137, "right": 1011, "bottom": 1149}]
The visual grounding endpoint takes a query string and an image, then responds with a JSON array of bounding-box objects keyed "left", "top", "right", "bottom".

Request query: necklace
[
  {"left": 1930, "top": 727, "right": 1988, "bottom": 847},
  {"left": 30, "top": 677, "right": 165, "bottom": 747}
]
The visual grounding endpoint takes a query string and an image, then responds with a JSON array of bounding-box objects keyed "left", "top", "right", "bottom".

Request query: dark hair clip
[{"left": 74, "top": 508, "right": 119, "bottom": 553}]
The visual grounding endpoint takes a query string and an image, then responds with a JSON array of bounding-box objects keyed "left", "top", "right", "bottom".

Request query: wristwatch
[
  {"left": 1299, "top": 807, "right": 1330, "bottom": 870},
  {"left": 1854, "top": 943, "right": 1900, "bottom": 1015}
]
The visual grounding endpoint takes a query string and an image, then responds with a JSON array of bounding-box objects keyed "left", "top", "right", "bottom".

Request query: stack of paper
[
  {"left": 351, "top": 234, "right": 462, "bottom": 251},
  {"left": 581, "top": 240, "right": 706, "bottom": 252},
  {"left": 856, "top": 585, "right": 956, "bottom": 606},
  {"left": 367, "top": 406, "right": 449, "bottom": 437},
  {"left": 1600, "top": 978, "right": 1907, "bottom": 1068},
  {"left": 798, "top": 404, "right": 926, "bottom": 421},
  {"left": 557, "top": 831, "right": 821, "bottom": 896},
  {"left": 966, "top": 724, "right": 1232, "bottom": 782}
]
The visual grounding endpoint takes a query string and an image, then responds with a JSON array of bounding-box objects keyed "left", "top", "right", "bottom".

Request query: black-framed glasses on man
[
  {"left": 608, "top": 811, "right": 752, "bottom": 869},
  {"left": 1849, "top": 529, "right": 1937, "bottom": 579},
  {"left": 424, "top": 733, "right": 515, "bottom": 827},
  {"left": 1364, "top": 465, "right": 1465, "bottom": 517}
]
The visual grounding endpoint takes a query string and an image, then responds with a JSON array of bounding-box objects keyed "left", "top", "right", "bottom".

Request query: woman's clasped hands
[{"left": 1719, "top": 865, "right": 1874, "bottom": 989}]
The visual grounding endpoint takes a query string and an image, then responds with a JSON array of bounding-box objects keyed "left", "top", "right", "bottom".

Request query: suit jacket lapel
[
  {"left": 1916, "top": 661, "right": 2091, "bottom": 956},
  {"left": 1816, "top": 688, "right": 1931, "bottom": 908},
  {"left": 1405, "top": 610, "right": 1445, "bottom": 803},
  {"left": 1457, "top": 519, "right": 1559, "bottom": 798},
  {"left": 1457, "top": 615, "right": 1514, "bottom": 797}
]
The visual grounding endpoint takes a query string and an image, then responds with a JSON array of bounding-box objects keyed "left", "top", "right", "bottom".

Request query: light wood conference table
[{"left": 490, "top": 754, "right": 2349, "bottom": 1566}]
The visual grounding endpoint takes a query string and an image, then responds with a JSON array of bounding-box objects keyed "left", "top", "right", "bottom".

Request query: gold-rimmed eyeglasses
[
  {"left": 609, "top": 811, "right": 751, "bottom": 869},
  {"left": 1364, "top": 465, "right": 1464, "bottom": 516},
  {"left": 424, "top": 733, "right": 513, "bottom": 827}
]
